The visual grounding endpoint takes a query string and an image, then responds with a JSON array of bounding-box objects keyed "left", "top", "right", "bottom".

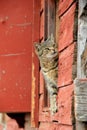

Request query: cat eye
[
  {"left": 51, "top": 50, "right": 55, "bottom": 53},
  {"left": 52, "top": 50, "right": 54, "bottom": 52},
  {"left": 43, "top": 48, "right": 50, "bottom": 52},
  {"left": 45, "top": 48, "right": 50, "bottom": 50}
]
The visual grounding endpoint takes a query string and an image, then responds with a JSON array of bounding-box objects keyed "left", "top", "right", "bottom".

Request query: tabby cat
[{"left": 34, "top": 35, "right": 58, "bottom": 114}]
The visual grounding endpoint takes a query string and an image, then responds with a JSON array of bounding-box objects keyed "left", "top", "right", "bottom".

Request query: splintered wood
[{"left": 74, "top": 78, "right": 87, "bottom": 122}]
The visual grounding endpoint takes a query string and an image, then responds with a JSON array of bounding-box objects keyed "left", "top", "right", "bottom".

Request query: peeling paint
[
  {"left": 2, "top": 70, "right": 6, "bottom": 74},
  {"left": 15, "top": 83, "right": 18, "bottom": 86},
  {"left": 0, "top": 52, "right": 26, "bottom": 57},
  {"left": 3, "top": 88, "right": 6, "bottom": 92},
  {"left": 11, "top": 22, "right": 31, "bottom": 27}
]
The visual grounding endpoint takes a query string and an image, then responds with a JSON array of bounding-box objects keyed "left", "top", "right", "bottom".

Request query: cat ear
[{"left": 34, "top": 43, "right": 41, "bottom": 52}]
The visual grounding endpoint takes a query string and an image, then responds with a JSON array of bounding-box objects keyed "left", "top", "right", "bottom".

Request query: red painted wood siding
[
  {"left": 0, "top": 0, "right": 33, "bottom": 112},
  {"left": 38, "top": 0, "right": 77, "bottom": 130}
]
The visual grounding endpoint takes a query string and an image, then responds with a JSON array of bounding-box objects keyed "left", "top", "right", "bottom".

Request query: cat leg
[
  {"left": 50, "top": 94, "right": 58, "bottom": 115},
  {"left": 46, "top": 83, "right": 58, "bottom": 115},
  {"left": 48, "top": 85, "right": 58, "bottom": 115}
]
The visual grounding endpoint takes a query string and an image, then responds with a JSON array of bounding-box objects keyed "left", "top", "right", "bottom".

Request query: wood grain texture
[
  {"left": 74, "top": 78, "right": 87, "bottom": 122},
  {"left": 76, "top": 0, "right": 87, "bottom": 129},
  {"left": 77, "top": 0, "right": 87, "bottom": 78}
]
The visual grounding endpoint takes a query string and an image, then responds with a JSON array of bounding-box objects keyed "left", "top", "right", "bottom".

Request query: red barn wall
[
  {"left": 0, "top": 0, "right": 77, "bottom": 130},
  {"left": 39, "top": 0, "right": 77, "bottom": 130}
]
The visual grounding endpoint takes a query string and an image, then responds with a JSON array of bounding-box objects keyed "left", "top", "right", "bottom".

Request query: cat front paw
[
  {"left": 50, "top": 104, "right": 58, "bottom": 115},
  {"left": 50, "top": 94, "right": 58, "bottom": 115}
]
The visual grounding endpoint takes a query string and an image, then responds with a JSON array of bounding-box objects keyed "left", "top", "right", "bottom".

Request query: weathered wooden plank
[
  {"left": 58, "top": 84, "right": 74, "bottom": 125},
  {"left": 58, "top": 43, "right": 75, "bottom": 87},
  {"left": 76, "top": 0, "right": 87, "bottom": 129},
  {"left": 76, "top": 121, "right": 86, "bottom": 130},
  {"left": 58, "top": 3, "right": 76, "bottom": 51},
  {"left": 58, "top": 0, "right": 74, "bottom": 16},
  {"left": 76, "top": 105, "right": 87, "bottom": 111},
  {"left": 74, "top": 78, "right": 87, "bottom": 122},
  {"left": 77, "top": 0, "right": 87, "bottom": 78},
  {"left": 75, "top": 96, "right": 87, "bottom": 103}
]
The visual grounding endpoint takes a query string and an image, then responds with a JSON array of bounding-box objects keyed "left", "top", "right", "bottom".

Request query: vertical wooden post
[
  {"left": 31, "top": 0, "right": 40, "bottom": 128},
  {"left": 76, "top": 0, "right": 87, "bottom": 129}
]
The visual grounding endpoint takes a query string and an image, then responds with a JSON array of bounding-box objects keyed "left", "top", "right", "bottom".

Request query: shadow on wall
[
  {"left": 0, "top": 113, "right": 25, "bottom": 130},
  {"left": 7, "top": 113, "right": 25, "bottom": 128}
]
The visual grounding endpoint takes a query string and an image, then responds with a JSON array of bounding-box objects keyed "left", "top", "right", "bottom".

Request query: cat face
[
  {"left": 34, "top": 38, "right": 57, "bottom": 60},
  {"left": 34, "top": 37, "right": 58, "bottom": 72}
]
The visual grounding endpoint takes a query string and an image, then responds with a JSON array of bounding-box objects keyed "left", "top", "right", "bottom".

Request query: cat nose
[{"left": 51, "top": 50, "right": 55, "bottom": 54}]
